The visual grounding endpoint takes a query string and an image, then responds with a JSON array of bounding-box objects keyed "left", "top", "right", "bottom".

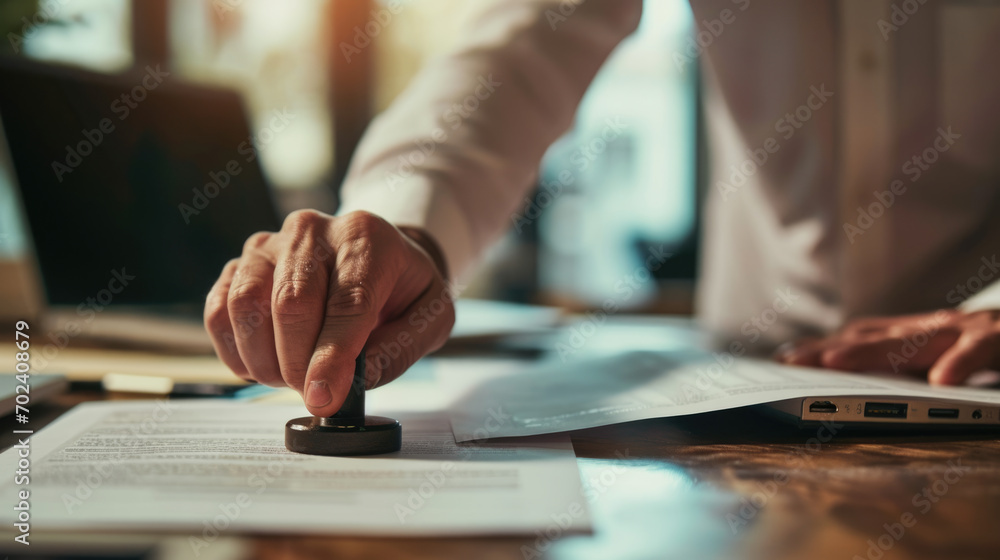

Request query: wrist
[{"left": 398, "top": 225, "right": 450, "bottom": 281}]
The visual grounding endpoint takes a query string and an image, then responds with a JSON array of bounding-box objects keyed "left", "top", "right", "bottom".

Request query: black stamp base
[{"left": 285, "top": 415, "right": 402, "bottom": 456}]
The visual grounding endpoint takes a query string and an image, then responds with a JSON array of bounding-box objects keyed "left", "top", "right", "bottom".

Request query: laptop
[
  {"left": 764, "top": 393, "right": 1000, "bottom": 430},
  {"left": 0, "top": 59, "right": 282, "bottom": 352}
]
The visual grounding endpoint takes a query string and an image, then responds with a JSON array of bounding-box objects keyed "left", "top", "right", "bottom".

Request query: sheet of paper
[
  {"left": 0, "top": 401, "right": 589, "bottom": 537},
  {"left": 447, "top": 350, "right": 1000, "bottom": 442}
]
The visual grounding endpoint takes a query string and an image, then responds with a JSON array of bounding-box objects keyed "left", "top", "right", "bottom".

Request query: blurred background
[{"left": 0, "top": 0, "right": 699, "bottom": 323}]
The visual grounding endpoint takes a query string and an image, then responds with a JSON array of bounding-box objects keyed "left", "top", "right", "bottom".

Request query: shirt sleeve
[
  {"left": 337, "top": 0, "right": 643, "bottom": 279},
  {"left": 959, "top": 279, "right": 1000, "bottom": 313}
]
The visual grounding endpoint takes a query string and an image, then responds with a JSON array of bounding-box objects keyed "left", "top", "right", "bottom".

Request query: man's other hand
[
  {"left": 775, "top": 309, "right": 1000, "bottom": 385},
  {"left": 204, "top": 210, "right": 455, "bottom": 416}
]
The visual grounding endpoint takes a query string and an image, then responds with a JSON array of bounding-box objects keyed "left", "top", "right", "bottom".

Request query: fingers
[
  {"left": 771, "top": 310, "right": 1000, "bottom": 385},
  {"left": 818, "top": 333, "right": 956, "bottom": 373},
  {"left": 270, "top": 210, "right": 335, "bottom": 392},
  {"left": 777, "top": 311, "right": 963, "bottom": 376},
  {"left": 364, "top": 276, "right": 456, "bottom": 389},
  {"left": 300, "top": 215, "right": 400, "bottom": 416},
  {"left": 929, "top": 332, "right": 997, "bottom": 386},
  {"left": 206, "top": 210, "right": 449, "bottom": 405},
  {"left": 839, "top": 316, "right": 896, "bottom": 337},
  {"left": 227, "top": 232, "right": 284, "bottom": 387},
  {"left": 205, "top": 258, "right": 249, "bottom": 380}
]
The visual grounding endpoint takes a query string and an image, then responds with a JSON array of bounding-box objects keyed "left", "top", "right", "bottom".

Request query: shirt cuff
[
  {"left": 337, "top": 175, "right": 477, "bottom": 282},
  {"left": 958, "top": 278, "right": 1000, "bottom": 313}
]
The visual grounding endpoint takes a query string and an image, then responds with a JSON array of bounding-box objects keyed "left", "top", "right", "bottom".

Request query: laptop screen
[{"left": 0, "top": 60, "right": 281, "bottom": 309}]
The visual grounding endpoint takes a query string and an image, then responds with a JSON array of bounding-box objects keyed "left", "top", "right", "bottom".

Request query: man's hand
[
  {"left": 775, "top": 309, "right": 1000, "bottom": 385},
  {"left": 204, "top": 210, "right": 455, "bottom": 416}
]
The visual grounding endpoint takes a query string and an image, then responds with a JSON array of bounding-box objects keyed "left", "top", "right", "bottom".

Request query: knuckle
[
  {"left": 204, "top": 295, "right": 229, "bottom": 332},
  {"left": 309, "top": 342, "right": 347, "bottom": 368},
  {"left": 227, "top": 282, "right": 271, "bottom": 323},
  {"left": 279, "top": 357, "right": 312, "bottom": 381},
  {"left": 272, "top": 280, "right": 320, "bottom": 322},
  {"left": 885, "top": 325, "right": 911, "bottom": 338},
  {"left": 283, "top": 209, "right": 327, "bottom": 235},
  {"left": 326, "top": 283, "right": 378, "bottom": 318},
  {"left": 340, "top": 210, "right": 392, "bottom": 240},
  {"left": 964, "top": 332, "right": 995, "bottom": 347},
  {"left": 843, "top": 318, "right": 882, "bottom": 335},
  {"left": 820, "top": 346, "right": 850, "bottom": 366},
  {"left": 243, "top": 232, "right": 272, "bottom": 252}
]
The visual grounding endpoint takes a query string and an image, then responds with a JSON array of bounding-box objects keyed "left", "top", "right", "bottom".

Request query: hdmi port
[
  {"left": 809, "top": 400, "right": 838, "bottom": 413},
  {"left": 928, "top": 408, "right": 959, "bottom": 419}
]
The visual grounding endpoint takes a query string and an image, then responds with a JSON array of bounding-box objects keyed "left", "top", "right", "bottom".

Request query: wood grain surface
[{"left": 5, "top": 393, "right": 996, "bottom": 560}]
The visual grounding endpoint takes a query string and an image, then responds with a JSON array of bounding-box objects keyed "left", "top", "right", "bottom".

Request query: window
[
  {"left": 0, "top": 0, "right": 699, "bottom": 312},
  {"left": 4, "top": 0, "right": 132, "bottom": 71},
  {"left": 536, "top": 0, "right": 698, "bottom": 310}
]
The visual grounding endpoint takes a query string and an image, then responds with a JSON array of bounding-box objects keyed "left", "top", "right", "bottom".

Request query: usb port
[
  {"left": 808, "top": 400, "right": 838, "bottom": 414},
  {"left": 864, "top": 402, "right": 908, "bottom": 419},
  {"left": 928, "top": 408, "right": 959, "bottom": 419}
]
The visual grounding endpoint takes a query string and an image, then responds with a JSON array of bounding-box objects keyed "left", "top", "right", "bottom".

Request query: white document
[
  {"left": 0, "top": 401, "right": 589, "bottom": 537},
  {"left": 447, "top": 350, "right": 1000, "bottom": 442}
]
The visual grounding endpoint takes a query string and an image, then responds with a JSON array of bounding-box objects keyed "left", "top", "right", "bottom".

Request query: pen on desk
[{"left": 101, "top": 372, "right": 272, "bottom": 399}]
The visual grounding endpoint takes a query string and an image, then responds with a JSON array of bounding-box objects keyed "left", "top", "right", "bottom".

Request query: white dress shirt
[{"left": 339, "top": 0, "right": 1000, "bottom": 350}]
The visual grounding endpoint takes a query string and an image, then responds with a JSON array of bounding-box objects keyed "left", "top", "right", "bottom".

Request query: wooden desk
[{"left": 4, "top": 389, "right": 998, "bottom": 560}]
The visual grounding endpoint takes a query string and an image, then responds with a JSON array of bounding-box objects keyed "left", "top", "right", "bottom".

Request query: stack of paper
[{"left": 0, "top": 401, "right": 588, "bottom": 537}]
